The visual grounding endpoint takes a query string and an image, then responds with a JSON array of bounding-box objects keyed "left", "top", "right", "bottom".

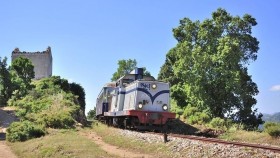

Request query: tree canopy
[
  {"left": 10, "top": 56, "right": 35, "bottom": 98},
  {"left": 87, "top": 107, "right": 96, "bottom": 120},
  {"left": 0, "top": 57, "right": 13, "bottom": 105},
  {"left": 111, "top": 59, "right": 151, "bottom": 81},
  {"left": 158, "top": 8, "right": 262, "bottom": 129}
]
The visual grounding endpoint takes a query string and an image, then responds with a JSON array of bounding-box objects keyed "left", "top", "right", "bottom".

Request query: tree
[
  {"left": 111, "top": 59, "right": 151, "bottom": 81},
  {"left": 158, "top": 8, "right": 262, "bottom": 129},
  {"left": 10, "top": 56, "right": 35, "bottom": 98},
  {"left": 0, "top": 57, "right": 13, "bottom": 105},
  {"left": 87, "top": 107, "right": 96, "bottom": 120},
  {"left": 70, "top": 82, "right": 86, "bottom": 112}
]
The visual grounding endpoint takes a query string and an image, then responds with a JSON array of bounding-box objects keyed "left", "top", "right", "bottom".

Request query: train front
[{"left": 125, "top": 80, "right": 176, "bottom": 129}]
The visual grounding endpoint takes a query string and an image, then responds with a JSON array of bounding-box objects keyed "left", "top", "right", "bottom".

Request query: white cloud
[{"left": 270, "top": 85, "right": 280, "bottom": 91}]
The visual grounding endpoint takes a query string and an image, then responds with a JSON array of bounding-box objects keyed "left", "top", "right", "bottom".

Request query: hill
[
  {"left": 262, "top": 112, "right": 280, "bottom": 123},
  {"left": 6, "top": 76, "right": 87, "bottom": 142}
]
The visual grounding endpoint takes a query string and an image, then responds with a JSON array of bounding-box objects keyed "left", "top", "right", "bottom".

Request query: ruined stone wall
[{"left": 11, "top": 47, "right": 52, "bottom": 79}]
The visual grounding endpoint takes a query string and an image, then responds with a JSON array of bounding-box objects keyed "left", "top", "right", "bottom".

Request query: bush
[
  {"left": 36, "top": 110, "right": 75, "bottom": 129},
  {"left": 183, "top": 106, "right": 199, "bottom": 118},
  {"left": 264, "top": 122, "right": 280, "bottom": 137},
  {"left": 187, "top": 112, "right": 210, "bottom": 125},
  {"left": 210, "top": 117, "right": 226, "bottom": 129},
  {"left": 227, "top": 123, "right": 244, "bottom": 132},
  {"left": 87, "top": 108, "right": 96, "bottom": 120},
  {"left": 6, "top": 121, "right": 45, "bottom": 142},
  {"left": 183, "top": 105, "right": 211, "bottom": 125}
]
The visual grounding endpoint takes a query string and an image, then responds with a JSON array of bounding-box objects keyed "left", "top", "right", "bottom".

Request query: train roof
[
  {"left": 116, "top": 74, "right": 155, "bottom": 82},
  {"left": 103, "top": 82, "right": 116, "bottom": 88}
]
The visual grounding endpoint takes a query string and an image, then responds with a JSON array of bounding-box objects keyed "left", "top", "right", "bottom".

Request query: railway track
[
  {"left": 163, "top": 133, "right": 280, "bottom": 153},
  {"left": 101, "top": 121, "right": 280, "bottom": 153}
]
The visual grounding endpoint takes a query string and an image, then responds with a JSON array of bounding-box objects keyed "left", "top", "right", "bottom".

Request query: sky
[{"left": 0, "top": 1, "right": 279, "bottom": 115}]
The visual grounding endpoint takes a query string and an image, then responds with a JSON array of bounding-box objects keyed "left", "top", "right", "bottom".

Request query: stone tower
[{"left": 11, "top": 46, "right": 53, "bottom": 79}]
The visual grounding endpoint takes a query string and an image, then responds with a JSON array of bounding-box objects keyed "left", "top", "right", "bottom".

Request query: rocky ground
[{"left": 120, "top": 129, "right": 280, "bottom": 158}]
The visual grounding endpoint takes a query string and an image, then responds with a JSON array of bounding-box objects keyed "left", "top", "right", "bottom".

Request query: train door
[{"left": 111, "top": 88, "right": 119, "bottom": 111}]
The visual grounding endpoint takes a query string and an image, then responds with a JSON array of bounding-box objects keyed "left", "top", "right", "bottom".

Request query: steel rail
[{"left": 168, "top": 133, "right": 280, "bottom": 153}]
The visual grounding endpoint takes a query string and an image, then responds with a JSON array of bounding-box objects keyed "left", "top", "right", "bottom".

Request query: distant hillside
[{"left": 262, "top": 112, "right": 280, "bottom": 123}]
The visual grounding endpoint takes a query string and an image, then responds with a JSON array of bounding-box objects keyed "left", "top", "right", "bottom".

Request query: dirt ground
[
  {"left": 0, "top": 107, "right": 18, "bottom": 158},
  {"left": 0, "top": 141, "right": 17, "bottom": 158},
  {"left": 80, "top": 131, "right": 154, "bottom": 158}
]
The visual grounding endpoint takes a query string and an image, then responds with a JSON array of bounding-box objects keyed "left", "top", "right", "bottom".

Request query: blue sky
[{"left": 0, "top": 1, "right": 279, "bottom": 114}]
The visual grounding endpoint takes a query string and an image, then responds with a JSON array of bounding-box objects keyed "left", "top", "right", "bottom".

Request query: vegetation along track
[
  {"left": 146, "top": 131, "right": 280, "bottom": 153},
  {"left": 102, "top": 120, "right": 280, "bottom": 153}
]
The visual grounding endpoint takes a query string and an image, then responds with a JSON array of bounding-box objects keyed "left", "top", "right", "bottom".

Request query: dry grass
[
  {"left": 219, "top": 130, "right": 280, "bottom": 146},
  {"left": 91, "top": 122, "right": 171, "bottom": 157},
  {"left": 7, "top": 128, "right": 114, "bottom": 158},
  {"left": 0, "top": 106, "right": 17, "bottom": 111},
  {"left": 7, "top": 123, "right": 172, "bottom": 158}
]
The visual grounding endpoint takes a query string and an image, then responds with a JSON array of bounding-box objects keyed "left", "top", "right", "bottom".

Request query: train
[{"left": 96, "top": 68, "right": 175, "bottom": 130}]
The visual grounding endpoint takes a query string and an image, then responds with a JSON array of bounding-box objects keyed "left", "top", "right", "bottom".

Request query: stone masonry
[{"left": 11, "top": 46, "right": 52, "bottom": 79}]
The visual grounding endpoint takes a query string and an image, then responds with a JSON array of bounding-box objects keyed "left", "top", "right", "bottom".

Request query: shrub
[
  {"left": 210, "top": 117, "right": 226, "bottom": 129},
  {"left": 183, "top": 105, "right": 211, "bottom": 125},
  {"left": 36, "top": 110, "right": 75, "bottom": 129},
  {"left": 87, "top": 108, "right": 96, "bottom": 120},
  {"left": 6, "top": 121, "right": 45, "bottom": 142},
  {"left": 34, "top": 99, "right": 77, "bottom": 129},
  {"left": 187, "top": 112, "right": 210, "bottom": 125},
  {"left": 227, "top": 123, "right": 244, "bottom": 132},
  {"left": 264, "top": 122, "right": 278, "bottom": 129},
  {"left": 183, "top": 106, "right": 199, "bottom": 118},
  {"left": 264, "top": 122, "right": 280, "bottom": 137},
  {"left": 198, "top": 112, "right": 211, "bottom": 124}
]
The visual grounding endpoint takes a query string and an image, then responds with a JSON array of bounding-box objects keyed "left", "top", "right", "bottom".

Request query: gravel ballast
[{"left": 119, "top": 129, "right": 280, "bottom": 158}]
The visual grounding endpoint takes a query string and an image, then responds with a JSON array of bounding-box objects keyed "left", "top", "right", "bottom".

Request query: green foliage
[
  {"left": 70, "top": 82, "right": 86, "bottom": 112},
  {"left": 36, "top": 110, "right": 75, "bottom": 129},
  {"left": 158, "top": 8, "right": 262, "bottom": 129},
  {"left": 183, "top": 105, "right": 211, "bottom": 125},
  {"left": 183, "top": 106, "right": 199, "bottom": 117},
  {"left": 6, "top": 76, "right": 87, "bottom": 141},
  {"left": 112, "top": 59, "right": 137, "bottom": 81},
  {"left": 32, "top": 93, "right": 78, "bottom": 128},
  {"left": 11, "top": 57, "right": 35, "bottom": 82},
  {"left": 6, "top": 120, "right": 45, "bottom": 142},
  {"left": 0, "top": 57, "right": 13, "bottom": 105},
  {"left": 10, "top": 56, "right": 35, "bottom": 98},
  {"left": 169, "top": 99, "right": 184, "bottom": 118},
  {"left": 33, "top": 76, "right": 86, "bottom": 114},
  {"left": 227, "top": 123, "right": 245, "bottom": 133},
  {"left": 111, "top": 59, "right": 151, "bottom": 81},
  {"left": 87, "top": 107, "right": 96, "bottom": 120},
  {"left": 264, "top": 122, "right": 280, "bottom": 137},
  {"left": 8, "top": 76, "right": 84, "bottom": 129},
  {"left": 210, "top": 117, "right": 226, "bottom": 129}
]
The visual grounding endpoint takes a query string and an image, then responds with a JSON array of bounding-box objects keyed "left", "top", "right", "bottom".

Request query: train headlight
[
  {"left": 138, "top": 102, "right": 143, "bottom": 109},
  {"left": 162, "top": 104, "right": 168, "bottom": 111},
  {"left": 152, "top": 84, "right": 157, "bottom": 89}
]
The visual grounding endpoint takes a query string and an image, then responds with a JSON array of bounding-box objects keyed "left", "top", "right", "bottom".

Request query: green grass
[{"left": 8, "top": 128, "right": 114, "bottom": 158}]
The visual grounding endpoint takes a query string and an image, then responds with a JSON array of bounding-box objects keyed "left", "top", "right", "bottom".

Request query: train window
[{"left": 122, "top": 79, "right": 134, "bottom": 87}]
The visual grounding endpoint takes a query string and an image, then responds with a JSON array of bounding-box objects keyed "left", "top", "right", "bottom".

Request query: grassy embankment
[
  {"left": 7, "top": 122, "right": 172, "bottom": 158},
  {"left": 90, "top": 122, "right": 171, "bottom": 156},
  {"left": 7, "top": 128, "right": 114, "bottom": 158},
  {"left": 219, "top": 130, "right": 280, "bottom": 146},
  {"left": 7, "top": 121, "right": 280, "bottom": 157}
]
